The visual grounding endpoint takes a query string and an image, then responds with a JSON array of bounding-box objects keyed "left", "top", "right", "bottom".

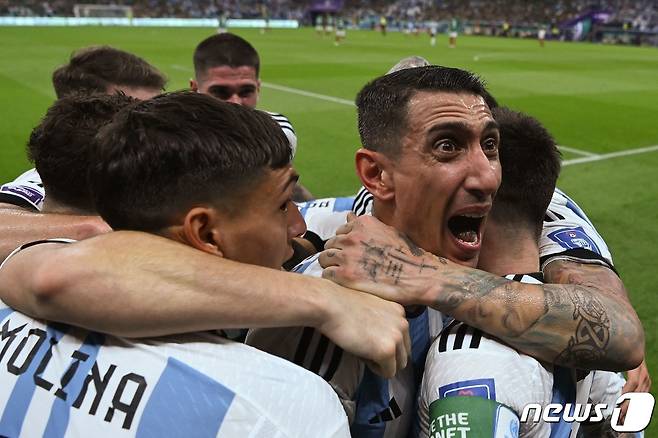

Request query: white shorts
[
  {"left": 538, "top": 29, "right": 546, "bottom": 39},
  {"left": 449, "top": 31, "right": 458, "bottom": 38},
  {"left": 336, "top": 30, "right": 346, "bottom": 37}
]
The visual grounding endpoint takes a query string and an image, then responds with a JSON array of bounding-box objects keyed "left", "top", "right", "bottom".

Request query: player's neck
[
  {"left": 478, "top": 221, "right": 540, "bottom": 276},
  {"left": 42, "top": 197, "right": 95, "bottom": 216}
]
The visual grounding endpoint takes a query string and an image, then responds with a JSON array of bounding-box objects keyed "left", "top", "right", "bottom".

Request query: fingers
[
  {"left": 346, "top": 212, "right": 356, "bottom": 222},
  {"left": 318, "top": 247, "right": 345, "bottom": 270}
]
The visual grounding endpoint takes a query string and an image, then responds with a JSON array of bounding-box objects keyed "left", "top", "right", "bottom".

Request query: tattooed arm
[{"left": 320, "top": 215, "right": 644, "bottom": 371}]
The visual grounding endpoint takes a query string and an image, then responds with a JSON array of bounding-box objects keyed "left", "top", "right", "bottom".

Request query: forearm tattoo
[
  {"left": 358, "top": 237, "right": 443, "bottom": 285},
  {"left": 554, "top": 286, "right": 611, "bottom": 366},
  {"left": 351, "top": 236, "right": 636, "bottom": 368}
]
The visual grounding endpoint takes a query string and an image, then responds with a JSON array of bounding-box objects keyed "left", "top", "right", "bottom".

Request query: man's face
[
  {"left": 385, "top": 91, "right": 501, "bottom": 268},
  {"left": 217, "top": 165, "right": 306, "bottom": 269},
  {"left": 194, "top": 66, "right": 260, "bottom": 108}
]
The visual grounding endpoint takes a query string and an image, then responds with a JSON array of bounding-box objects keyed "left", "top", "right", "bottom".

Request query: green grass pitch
[{"left": 0, "top": 26, "right": 657, "bottom": 431}]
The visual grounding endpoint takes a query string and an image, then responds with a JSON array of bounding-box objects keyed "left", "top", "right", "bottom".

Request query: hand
[
  {"left": 318, "top": 280, "right": 411, "bottom": 378},
  {"left": 618, "top": 359, "right": 652, "bottom": 423},
  {"left": 319, "top": 214, "right": 447, "bottom": 306}
]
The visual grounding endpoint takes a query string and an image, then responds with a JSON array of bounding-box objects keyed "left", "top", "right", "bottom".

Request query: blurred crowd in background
[{"left": 2, "top": 0, "right": 656, "bottom": 44}]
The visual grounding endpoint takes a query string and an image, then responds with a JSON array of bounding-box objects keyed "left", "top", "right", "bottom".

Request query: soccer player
[
  {"left": 0, "top": 92, "right": 351, "bottom": 437},
  {"left": 418, "top": 107, "right": 620, "bottom": 436},
  {"left": 247, "top": 65, "right": 503, "bottom": 437},
  {"left": 448, "top": 17, "right": 459, "bottom": 48},
  {"left": 538, "top": 25, "right": 547, "bottom": 47},
  {"left": 335, "top": 17, "right": 346, "bottom": 45},
  {"left": 190, "top": 33, "right": 313, "bottom": 201},
  {"left": 0, "top": 46, "right": 167, "bottom": 261}
]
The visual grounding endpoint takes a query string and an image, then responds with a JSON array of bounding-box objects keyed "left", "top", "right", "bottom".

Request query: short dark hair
[
  {"left": 90, "top": 91, "right": 291, "bottom": 232},
  {"left": 356, "top": 65, "right": 498, "bottom": 158},
  {"left": 193, "top": 33, "right": 260, "bottom": 80},
  {"left": 490, "top": 107, "right": 561, "bottom": 238},
  {"left": 27, "top": 93, "right": 137, "bottom": 211},
  {"left": 52, "top": 46, "right": 167, "bottom": 98}
]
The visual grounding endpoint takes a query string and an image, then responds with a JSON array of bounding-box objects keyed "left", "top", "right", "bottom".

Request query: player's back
[
  {"left": 419, "top": 274, "right": 594, "bottom": 438},
  {"left": 0, "top": 302, "right": 350, "bottom": 438}
]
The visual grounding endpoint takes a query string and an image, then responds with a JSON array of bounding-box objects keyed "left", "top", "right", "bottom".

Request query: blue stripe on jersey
[
  {"left": 0, "top": 307, "right": 13, "bottom": 322},
  {"left": 351, "top": 369, "right": 390, "bottom": 438},
  {"left": 351, "top": 310, "right": 431, "bottom": 438},
  {"left": 0, "top": 323, "right": 68, "bottom": 437},
  {"left": 43, "top": 331, "right": 105, "bottom": 438},
  {"left": 564, "top": 198, "right": 594, "bottom": 227},
  {"left": 136, "top": 357, "right": 235, "bottom": 438},
  {"left": 409, "top": 310, "right": 430, "bottom": 367},
  {"left": 549, "top": 366, "right": 576, "bottom": 438},
  {"left": 333, "top": 196, "right": 356, "bottom": 212}
]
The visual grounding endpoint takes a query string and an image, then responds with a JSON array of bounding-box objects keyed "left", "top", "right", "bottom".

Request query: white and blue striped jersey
[
  {"left": 0, "top": 243, "right": 350, "bottom": 438},
  {"left": 296, "top": 197, "right": 355, "bottom": 241},
  {"left": 247, "top": 255, "right": 443, "bottom": 438},
  {"left": 540, "top": 188, "right": 613, "bottom": 270},
  {"left": 265, "top": 111, "right": 297, "bottom": 158},
  {"left": 419, "top": 273, "right": 596, "bottom": 438},
  {"left": 0, "top": 168, "right": 44, "bottom": 211},
  {"left": 351, "top": 187, "right": 615, "bottom": 269}
]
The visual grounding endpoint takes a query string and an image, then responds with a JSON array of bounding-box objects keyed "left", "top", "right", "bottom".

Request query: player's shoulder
[
  {"left": 298, "top": 196, "right": 354, "bottom": 241},
  {"left": 541, "top": 187, "right": 613, "bottom": 268},
  {"left": 264, "top": 110, "right": 295, "bottom": 131}
]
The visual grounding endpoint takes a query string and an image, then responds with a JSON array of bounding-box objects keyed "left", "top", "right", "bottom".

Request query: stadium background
[{"left": 0, "top": 19, "right": 656, "bottom": 432}]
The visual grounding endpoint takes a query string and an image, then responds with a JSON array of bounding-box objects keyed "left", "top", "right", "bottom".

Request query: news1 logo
[{"left": 521, "top": 392, "right": 655, "bottom": 432}]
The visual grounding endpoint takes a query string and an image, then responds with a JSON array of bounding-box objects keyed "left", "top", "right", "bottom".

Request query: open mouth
[{"left": 447, "top": 214, "right": 484, "bottom": 246}]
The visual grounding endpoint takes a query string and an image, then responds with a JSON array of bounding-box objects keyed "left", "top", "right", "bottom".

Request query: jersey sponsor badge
[
  {"left": 0, "top": 184, "right": 44, "bottom": 205},
  {"left": 547, "top": 227, "right": 601, "bottom": 254},
  {"left": 439, "top": 378, "right": 496, "bottom": 400}
]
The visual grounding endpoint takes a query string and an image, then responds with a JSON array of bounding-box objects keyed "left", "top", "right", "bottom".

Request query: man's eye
[
  {"left": 209, "top": 88, "right": 231, "bottom": 100},
  {"left": 482, "top": 138, "right": 499, "bottom": 154},
  {"left": 238, "top": 87, "right": 256, "bottom": 97},
  {"left": 433, "top": 140, "right": 457, "bottom": 153},
  {"left": 280, "top": 201, "right": 289, "bottom": 212}
]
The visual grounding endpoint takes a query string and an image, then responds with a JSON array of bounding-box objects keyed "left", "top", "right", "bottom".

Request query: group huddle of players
[{"left": 0, "top": 32, "right": 651, "bottom": 438}]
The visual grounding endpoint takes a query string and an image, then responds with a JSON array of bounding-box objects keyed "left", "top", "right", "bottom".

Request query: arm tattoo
[
  {"left": 555, "top": 286, "right": 611, "bottom": 366},
  {"left": 358, "top": 239, "right": 441, "bottom": 285}
]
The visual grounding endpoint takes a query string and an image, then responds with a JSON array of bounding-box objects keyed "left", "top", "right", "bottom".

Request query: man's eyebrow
[
  {"left": 428, "top": 120, "right": 499, "bottom": 135},
  {"left": 282, "top": 173, "right": 300, "bottom": 193}
]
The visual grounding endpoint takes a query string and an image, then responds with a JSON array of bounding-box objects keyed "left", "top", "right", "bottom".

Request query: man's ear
[
  {"left": 181, "top": 207, "right": 224, "bottom": 256},
  {"left": 190, "top": 78, "right": 198, "bottom": 92},
  {"left": 355, "top": 148, "right": 395, "bottom": 201}
]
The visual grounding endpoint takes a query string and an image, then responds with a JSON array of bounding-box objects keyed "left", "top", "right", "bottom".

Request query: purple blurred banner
[
  {"left": 309, "top": 0, "right": 344, "bottom": 13},
  {"left": 562, "top": 10, "right": 612, "bottom": 27}
]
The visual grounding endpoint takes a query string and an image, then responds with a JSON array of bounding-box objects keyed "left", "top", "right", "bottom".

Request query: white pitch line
[
  {"left": 167, "top": 64, "right": 655, "bottom": 167},
  {"left": 563, "top": 144, "right": 658, "bottom": 166},
  {"left": 260, "top": 81, "right": 355, "bottom": 106},
  {"left": 558, "top": 145, "right": 599, "bottom": 157},
  {"left": 170, "top": 64, "right": 192, "bottom": 72}
]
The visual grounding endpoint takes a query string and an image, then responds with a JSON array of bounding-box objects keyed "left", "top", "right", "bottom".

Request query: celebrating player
[
  {"left": 418, "top": 107, "right": 628, "bottom": 437},
  {"left": 0, "top": 92, "right": 352, "bottom": 436}
]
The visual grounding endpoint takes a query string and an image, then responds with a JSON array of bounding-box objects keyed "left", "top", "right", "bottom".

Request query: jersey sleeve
[
  {"left": 266, "top": 111, "right": 297, "bottom": 157},
  {"left": 419, "top": 322, "right": 553, "bottom": 437},
  {"left": 0, "top": 168, "right": 45, "bottom": 211},
  {"left": 540, "top": 188, "right": 614, "bottom": 270},
  {"left": 0, "top": 238, "right": 76, "bottom": 271}
]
